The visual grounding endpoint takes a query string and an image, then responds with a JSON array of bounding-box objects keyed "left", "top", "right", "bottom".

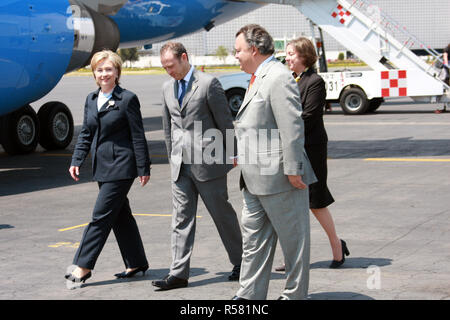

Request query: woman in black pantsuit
[
  {"left": 281, "top": 37, "right": 350, "bottom": 268},
  {"left": 65, "top": 50, "right": 151, "bottom": 284}
]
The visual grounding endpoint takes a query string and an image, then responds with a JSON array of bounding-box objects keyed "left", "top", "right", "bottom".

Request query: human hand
[
  {"left": 69, "top": 166, "right": 80, "bottom": 182},
  {"left": 287, "top": 175, "right": 307, "bottom": 189},
  {"left": 139, "top": 175, "right": 150, "bottom": 187}
]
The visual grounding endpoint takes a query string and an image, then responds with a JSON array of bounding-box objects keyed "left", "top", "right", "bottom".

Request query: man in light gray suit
[
  {"left": 152, "top": 42, "right": 243, "bottom": 291},
  {"left": 232, "top": 25, "right": 317, "bottom": 300}
]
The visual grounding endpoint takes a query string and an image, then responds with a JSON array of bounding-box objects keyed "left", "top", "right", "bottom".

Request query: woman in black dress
[{"left": 282, "top": 37, "right": 349, "bottom": 268}]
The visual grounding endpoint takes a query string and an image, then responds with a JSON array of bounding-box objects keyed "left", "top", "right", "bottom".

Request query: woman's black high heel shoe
[
  {"left": 65, "top": 271, "right": 92, "bottom": 283},
  {"left": 329, "top": 240, "right": 350, "bottom": 269},
  {"left": 114, "top": 265, "right": 148, "bottom": 278}
]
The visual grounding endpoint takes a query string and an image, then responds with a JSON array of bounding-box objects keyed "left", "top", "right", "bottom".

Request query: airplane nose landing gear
[
  {"left": 0, "top": 102, "right": 74, "bottom": 155},
  {"left": 38, "top": 102, "right": 74, "bottom": 150},
  {"left": 0, "top": 105, "right": 40, "bottom": 155}
]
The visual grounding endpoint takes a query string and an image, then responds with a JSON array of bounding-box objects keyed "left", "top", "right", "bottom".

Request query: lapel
[
  {"left": 297, "top": 68, "right": 312, "bottom": 105},
  {"left": 90, "top": 88, "right": 101, "bottom": 123},
  {"left": 170, "top": 69, "right": 200, "bottom": 113},
  {"left": 237, "top": 58, "right": 277, "bottom": 118},
  {"left": 97, "top": 86, "right": 123, "bottom": 115},
  {"left": 172, "top": 79, "right": 179, "bottom": 109}
]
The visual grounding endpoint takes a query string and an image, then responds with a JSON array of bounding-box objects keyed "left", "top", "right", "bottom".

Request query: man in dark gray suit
[{"left": 151, "top": 42, "right": 242, "bottom": 291}]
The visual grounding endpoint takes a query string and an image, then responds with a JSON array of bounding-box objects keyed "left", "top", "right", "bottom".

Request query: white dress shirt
[{"left": 97, "top": 89, "right": 114, "bottom": 111}]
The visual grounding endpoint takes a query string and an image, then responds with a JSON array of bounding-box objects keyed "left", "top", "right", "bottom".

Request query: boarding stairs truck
[{"left": 228, "top": 0, "right": 450, "bottom": 114}]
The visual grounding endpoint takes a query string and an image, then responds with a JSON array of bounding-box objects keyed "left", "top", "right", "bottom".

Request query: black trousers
[{"left": 73, "top": 179, "right": 148, "bottom": 270}]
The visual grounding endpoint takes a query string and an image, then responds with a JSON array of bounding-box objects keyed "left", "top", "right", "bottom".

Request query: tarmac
[{"left": 1, "top": 73, "right": 450, "bottom": 302}]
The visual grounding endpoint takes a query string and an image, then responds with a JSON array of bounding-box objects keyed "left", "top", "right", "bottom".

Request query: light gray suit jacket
[
  {"left": 162, "top": 69, "right": 236, "bottom": 182},
  {"left": 234, "top": 58, "right": 316, "bottom": 195}
]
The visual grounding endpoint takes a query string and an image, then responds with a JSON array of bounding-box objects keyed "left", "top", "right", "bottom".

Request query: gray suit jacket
[
  {"left": 162, "top": 69, "right": 236, "bottom": 182},
  {"left": 234, "top": 58, "right": 316, "bottom": 195}
]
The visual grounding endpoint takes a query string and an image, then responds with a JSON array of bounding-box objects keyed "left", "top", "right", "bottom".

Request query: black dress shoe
[
  {"left": 152, "top": 275, "right": 188, "bottom": 291},
  {"left": 65, "top": 271, "right": 92, "bottom": 283},
  {"left": 114, "top": 265, "right": 148, "bottom": 278},
  {"left": 275, "top": 264, "right": 286, "bottom": 272},
  {"left": 232, "top": 295, "right": 247, "bottom": 300},
  {"left": 329, "top": 239, "right": 350, "bottom": 269},
  {"left": 228, "top": 265, "right": 241, "bottom": 281},
  {"left": 277, "top": 296, "right": 288, "bottom": 300}
]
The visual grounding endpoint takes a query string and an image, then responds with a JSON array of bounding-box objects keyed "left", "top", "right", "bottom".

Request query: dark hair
[
  {"left": 287, "top": 37, "right": 317, "bottom": 68},
  {"left": 160, "top": 41, "right": 189, "bottom": 60},
  {"left": 236, "top": 24, "right": 274, "bottom": 56}
]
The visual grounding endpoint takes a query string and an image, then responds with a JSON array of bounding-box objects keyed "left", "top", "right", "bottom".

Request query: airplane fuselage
[
  {"left": 0, "top": 0, "right": 261, "bottom": 117},
  {"left": 0, "top": 0, "right": 262, "bottom": 154}
]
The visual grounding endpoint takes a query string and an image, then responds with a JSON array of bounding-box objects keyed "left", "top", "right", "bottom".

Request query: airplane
[{"left": 0, "top": 0, "right": 263, "bottom": 155}]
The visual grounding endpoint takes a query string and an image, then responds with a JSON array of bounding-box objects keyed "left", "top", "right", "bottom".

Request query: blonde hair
[
  {"left": 90, "top": 50, "right": 122, "bottom": 86},
  {"left": 287, "top": 37, "right": 317, "bottom": 68}
]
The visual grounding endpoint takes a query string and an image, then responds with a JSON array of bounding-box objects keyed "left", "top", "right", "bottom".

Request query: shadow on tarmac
[
  {"left": 2, "top": 136, "right": 450, "bottom": 196},
  {"left": 78, "top": 267, "right": 209, "bottom": 289},
  {"left": 2, "top": 108, "right": 450, "bottom": 196},
  {"left": 78, "top": 267, "right": 287, "bottom": 292},
  {"left": 329, "top": 138, "right": 450, "bottom": 159},
  {"left": 0, "top": 117, "right": 168, "bottom": 196},
  {"left": 311, "top": 257, "right": 393, "bottom": 269},
  {"left": 328, "top": 109, "right": 440, "bottom": 115},
  {"left": 327, "top": 100, "right": 445, "bottom": 115},
  {"left": 79, "top": 270, "right": 166, "bottom": 289},
  {"left": 309, "top": 292, "right": 375, "bottom": 299},
  {"left": 142, "top": 115, "right": 163, "bottom": 132}
]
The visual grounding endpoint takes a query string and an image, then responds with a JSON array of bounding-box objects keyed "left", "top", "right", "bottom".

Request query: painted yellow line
[
  {"left": 59, "top": 214, "right": 202, "bottom": 232},
  {"left": 364, "top": 158, "right": 450, "bottom": 162},
  {"left": 133, "top": 213, "right": 173, "bottom": 217},
  {"left": 48, "top": 242, "right": 72, "bottom": 247},
  {"left": 48, "top": 242, "right": 79, "bottom": 248},
  {"left": 58, "top": 223, "right": 89, "bottom": 232}
]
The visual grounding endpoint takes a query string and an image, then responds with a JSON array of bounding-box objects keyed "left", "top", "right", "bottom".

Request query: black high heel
[
  {"left": 329, "top": 240, "right": 350, "bottom": 269},
  {"left": 114, "top": 265, "right": 148, "bottom": 278},
  {"left": 65, "top": 271, "right": 92, "bottom": 283}
]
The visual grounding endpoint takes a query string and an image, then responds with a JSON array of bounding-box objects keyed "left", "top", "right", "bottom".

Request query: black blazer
[
  {"left": 297, "top": 68, "right": 328, "bottom": 146},
  {"left": 71, "top": 86, "right": 151, "bottom": 182}
]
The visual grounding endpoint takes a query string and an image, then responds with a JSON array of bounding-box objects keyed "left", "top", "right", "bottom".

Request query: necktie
[
  {"left": 248, "top": 73, "right": 256, "bottom": 90},
  {"left": 178, "top": 79, "right": 186, "bottom": 106}
]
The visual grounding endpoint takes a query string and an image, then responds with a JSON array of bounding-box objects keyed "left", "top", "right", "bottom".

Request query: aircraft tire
[
  {"left": 0, "top": 105, "right": 40, "bottom": 155},
  {"left": 38, "top": 102, "right": 74, "bottom": 150}
]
